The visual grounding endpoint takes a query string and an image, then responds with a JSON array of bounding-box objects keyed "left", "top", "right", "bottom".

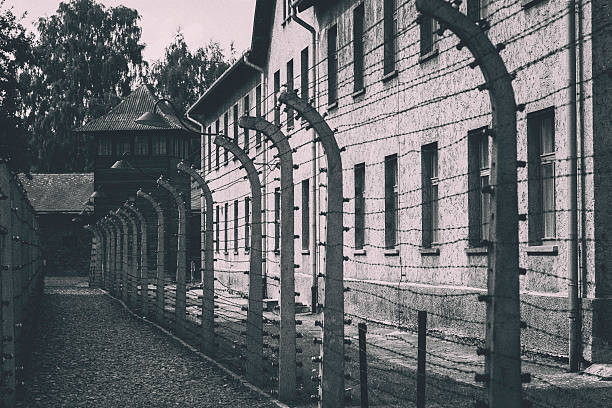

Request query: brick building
[
  {"left": 186, "top": 0, "right": 611, "bottom": 362},
  {"left": 20, "top": 173, "right": 93, "bottom": 276}
]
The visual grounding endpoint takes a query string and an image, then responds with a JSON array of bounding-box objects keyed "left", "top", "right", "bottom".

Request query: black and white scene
[{"left": 1, "top": 0, "right": 611, "bottom": 406}]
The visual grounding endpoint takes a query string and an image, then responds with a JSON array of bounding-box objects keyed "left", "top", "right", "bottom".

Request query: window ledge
[
  {"left": 384, "top": 249, "right": 400, "bottom": 256},
  {"left": 526, "top": 245, "right": 558, "bottom": 256},
  {"left": 244, "top": 250, "right": 250, "bottom": 255},
  {"left": 382, "top": 69, "right": 398, "bottom": 82},
  {"left": 234, "top": 250, "right": 239, "bottom": 255},
  {"left": 466, "top": 247, "right": 488, "bottom": 256},
  {"left": 327, "top": 101, "right": 338, "bottom": 111},
  {"left": 352, "top": 87, "right": 366, "bottom": 98},
  {"left": 522, "top": 0, "right": 545, "bottom": 9},
  {"left": 287, "top": 125, "right": 294, "bottom": 131},
  {"left": 273, "top": 249, "right": 280, "bottom": 255},
  {"left": 353, "top": 249, "right": 367, "bottom": 256},
  {"left": 224, "top": 251, "right": 229, "bottom": 255},
  {"left": 301, "top": 249, "right": 310, "bottom": 255},
  {"left": 420, "top": 247, "right": 440, "bottom": 256},
  {"left": 419, "top": 48, "right": 439, "bottom": 64}
]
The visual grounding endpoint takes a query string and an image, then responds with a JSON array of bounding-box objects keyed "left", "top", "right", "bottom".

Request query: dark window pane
[
  {"left": 353, "top": 3, "right": 365, "bottom": 91},
  {"left": 327, "top": 25, "right": 338, "bottom": 105}
]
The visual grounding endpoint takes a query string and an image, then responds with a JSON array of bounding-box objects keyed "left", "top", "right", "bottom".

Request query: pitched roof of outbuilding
[
  {"left": 75, "top": 84, "right": 186, "bottom": 133},
  {"left": 19, "top": 173, "right": 94, "bottom": 213}
]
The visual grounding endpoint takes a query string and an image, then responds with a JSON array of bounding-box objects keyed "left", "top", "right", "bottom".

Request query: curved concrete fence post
[
  {"left": 177, "top": 162, "right": 215, "bottom": 354},
  {"left": 99, "top": 220, "right": 111, "bottom": 291},
  {"left": 114, "top": 209, "right": 131, "bottom": 304},
  {"left": 107, "top": 212, "right": 122, "bottom": 297},
  {"left": 157, "top": 176, "right": 188, "bottom": 336},
  {"left": 239, "top": 116, "right": 296, "bottom": 401},
  {"left": 137, "top": 189, "right": 166, "bottom": 324},
  {"left": 415, "top": 1, "right": 520, "bottom": 406},
  {"left": 213, "top": 134, "right": 263, "bottom": 386},
  {"left": 91, "top": 226, "right": 103, "bottom": 286},
  {"left": 118, "top": 207, "right": 139, "bottom": 309},
  {"left": 103, "top": 219, "right": 115, "bottom": 293},
  {"left": 279, "top": 90, "right": 344, "bottom": 408},
  {"left": 125, "top": 202, "right": 149, "bottom": 316},
  {"left": 83, "top": 225, "right": 96, "bottom": 286}
]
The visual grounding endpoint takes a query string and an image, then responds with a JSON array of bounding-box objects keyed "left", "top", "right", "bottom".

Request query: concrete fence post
[
  {"left": 239, "top": 116, "right": 297, "bottom": 401},
  {"left": 279, "top": 90, "right": 344, "bottom": 408},
  {"left": 125, "top": 202, "right": 149, "bottom": 316},
  {"left": 213, "top": 134, "right": 263, "bottom": 386},
  {"left": 176, "top": 162, "right": 215, "bottom": 354},
  {"left": 415, "top": 2, "right": 521, "bottom": 407},
  {"left": 115, "top": 209, "right": 131, "bottom": 304},
  {"left": 137, "top": 189, "right": 166, "bottom": 324},
  {"left": 157, "top": 177, "right": 188, "bottom": 335},
  {"left": 118, "top": 207, "right": 139, "bottom": 309},
  {"left": 107, "top": 212, "right": 122, "bottom": 297}
]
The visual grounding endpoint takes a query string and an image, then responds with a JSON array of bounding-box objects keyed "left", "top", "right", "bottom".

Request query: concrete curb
[{"left": 103, "top": 291, "right": 291, "bottom": 408}]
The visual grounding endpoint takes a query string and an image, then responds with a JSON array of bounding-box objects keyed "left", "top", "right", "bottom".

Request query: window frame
[
  {"left": 286, "top": 58, "right": 295, "bottom": 130},
  {"left": 245, "top": 197, "right": 250, "bottom": 252},
  {"left": 421, "top": 143, "right": 439, "bottom": 248},
  {"left": 274, "top": 70, "right": 281, "bottom": 127},
  {"left": 301, "top": 179, "right": 310, "bottom": 251},
  {"left": 233, "top": 104, "right": 239, "bottom": 160},
  {"left": 327, "top": 24, "right": 338, "bottom": 106},
  {"left": 384, "top": 154, "right": 399, "bottom": 249},
  {"left": 233, "top": 200, "right": 239, "bottom": 254},
  {"left": 468, "top": 128, "right": 490, "bottom": 247},
  {"left": 419, "top": 13, "right": 439, "bottom": 60},
  {"left": 207, "top": 126, "right": 212, "bottom": 171},
  {"left": 224, "top": 202, "right": 228, "bottom": 254},
  {"left": 301, "top": 47, "right": 309, "bottom": 102},
  {"left": 353, "top": 3, "right": 365, "bottom": 92},
  {"left": 243, "top": 94, "right": 250, "bottom": 152},
  {"left": 383, "top": 0, "right": 396, "bottom": 75},
  {"left": 354, "top": 163, "right": 366, "bottom": 250},
  {"left": 224, "top": 112, "right": 229, "bottom": 164},
  {"left": 255, "top": 84, "right": 262, "bottom": 147},
  {"left": 215, "top": 119, "right": 220, "bottom": 169},
  {"left": 274, "top": 187, "right": 281, "bottom": 253},
  {"left": 215, "top": 205, "right": 220, "bottom": 253}
]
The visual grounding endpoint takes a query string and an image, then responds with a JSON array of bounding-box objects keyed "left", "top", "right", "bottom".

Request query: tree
[
  {"left": 24, "top": 0, "right": 147, "bottom": 172},
  {"left": 0, "top": 1, "right": 34, "bottom": 172},
  {"left": 147, "top": 31, "right": 233, "bottom": 116}
]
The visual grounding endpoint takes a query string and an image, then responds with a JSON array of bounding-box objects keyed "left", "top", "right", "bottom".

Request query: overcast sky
[{"left": 6, "top": 0, "right": 256, "bottom": 63}]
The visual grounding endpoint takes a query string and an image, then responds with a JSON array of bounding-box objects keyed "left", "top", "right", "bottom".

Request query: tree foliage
[
  {"left": 147, "top": 31, "right": 234, "bottom": 116},
  {"left": 24, "top": 0, "right": 146, "bottom": 172},
  {"left": 0, "top": 1, "right": 33, "bottom": 172}
]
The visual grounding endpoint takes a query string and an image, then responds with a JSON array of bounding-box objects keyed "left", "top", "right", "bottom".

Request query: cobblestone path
[{"left": 17, "top": 277, "right": 278, "bottom": 408}]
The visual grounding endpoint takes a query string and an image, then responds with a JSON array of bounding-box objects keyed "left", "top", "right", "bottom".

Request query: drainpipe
[
  {"left": 243, "top": 52, "right": 268, "bottom": 299},
  {"left": 293, "top": 5, "right": 319, "bottom": 314},
  {"left": 567, "top": 0, "right": 581, "bottom": 372},
  {"left": 577, "top": 0, "right": 587, "bottom": 300}
]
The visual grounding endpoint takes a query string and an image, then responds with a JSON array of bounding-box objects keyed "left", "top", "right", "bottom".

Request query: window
[
  {"left": 152, "top": 135, "right": 167, "bottom": 155},
  {"left": 245, "top": 198, "right": 250, "bottom": 252},
  {"left": 233, "top": 104, "right": 239, "bottom": 159},
  {"left": 274, "top": 70, "right": 281, "bottom": 127},
  {"left": 207, "top": 126, "right": 212, "bottom": 171},
  {"left": 274, "top": 187, "right": 281, "bottom": 252},
  {"left": 134, "top": 135, "right": 149, "bottom": 156},
  {"left": 419, "top": 13, "right": 438, "bottom": 57},
  {"left": 215, "top": 119, "right": 220, "bottom": 169},
  {"left": 243, "top": 95, "right": 250, "bottom": 152},
  {"left": 327, "top": 25, "right": 338, "bottom": 106},
  {"left": 468, "top": 128, "right": 490, "bottom": 246},
  {"left": 528, "top": 108, "right": 556, "bottom": 244},
  {"left": 383, "top": 0, "right": 396, "bottom": 74},
  {"left": 385, "top": 155, "right": 399, "bottom": 249},
  {"left": 301, "top": 47, "right": 309, "bottom": 102},
  {"left": 233, "top": 200, "right": 239, "bottom": 253},
  {"left": 116, "top": 137, "right": 131, "bottom": 155},
  {"left": 98, "top": 136, "right": 112, "bottom": 156},
  {"left": 467, "top": 0, "right": 488, "bottom": 21},
  {"left": 256, "top": 84, "right": 262, "bottom": 146},
  {"left": 286, "top": 59, "right": 294, "bottom": 129},
  {"left": 421, "top": 144, "right": 438, "bottom": 248},
  {"left": 353, "top": 3, "right": 365, "bottom": 91},
  {"left": 302, "top": 179, "right": 310, "bottom": 251},
  {"left": 354, "top": 163, "right": 366, "bottom": 250},
  {"left": 215, "top": 205, "right": 220, "bottom": 252},
  {"left": 224, "top": 203, "right": 228, "bottom": 253},
  {"left": 224, "top": 112, "right": 229, "bottom": 164}
]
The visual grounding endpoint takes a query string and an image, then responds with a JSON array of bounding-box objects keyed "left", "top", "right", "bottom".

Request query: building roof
[
  {"left": 19, "top": 173, "right": 94, "bottom": 214},
  {"left": 187, "top": 56, "right": 260, "bottom": 118},
  {"left": 76, "top": 84, "right": 187, "bottom": 133}
]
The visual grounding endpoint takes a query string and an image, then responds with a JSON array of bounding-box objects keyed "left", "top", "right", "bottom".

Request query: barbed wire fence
[
  {"left": 89, "top": 0, "right": 612, "bottom": 407},
  {"left": 0, "top": 162, "right": 45, "bottom": 407}
]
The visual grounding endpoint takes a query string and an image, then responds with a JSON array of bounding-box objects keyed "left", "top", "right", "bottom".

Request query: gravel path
[{"left": 17, "top": 278, "right": 278, "bottom": 408}]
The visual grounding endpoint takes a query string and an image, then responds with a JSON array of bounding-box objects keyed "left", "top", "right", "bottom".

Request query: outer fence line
[{"left": 124, "top": 202, "right": 149, "bottom": 315}]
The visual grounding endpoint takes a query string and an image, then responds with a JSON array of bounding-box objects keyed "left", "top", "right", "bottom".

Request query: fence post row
[
  {"left": 213, "top": 134, "right": 264, "bottom": 387},
  {"left": 124, "top": 202, "right": 149, "bottom": 315},
  {"left": 156, "top": 177, "right": 188, "bottom": 335},
  {"left": 0, "top": 163, "right": 44, "bottom": 407},
  {"left": 137, "top": 189, "right": 166, "bottom": 324},
  {"left": 100, "top": 220, "right": 111, "bottom": 291},
  {"left": 415, "top": 2, "right": 521, "bottom": 407},
  {"left": 278, "top": 90, "right": 345, "bottom": 408},
  {"left": 176, "top": 162, "right": 216, "bottom": 355},
  {"left": 239, "top": 115, "right": 297, "bottom": 402},
  {"left": 106, "top": 212, "right": 121, "bottom": 297}
]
